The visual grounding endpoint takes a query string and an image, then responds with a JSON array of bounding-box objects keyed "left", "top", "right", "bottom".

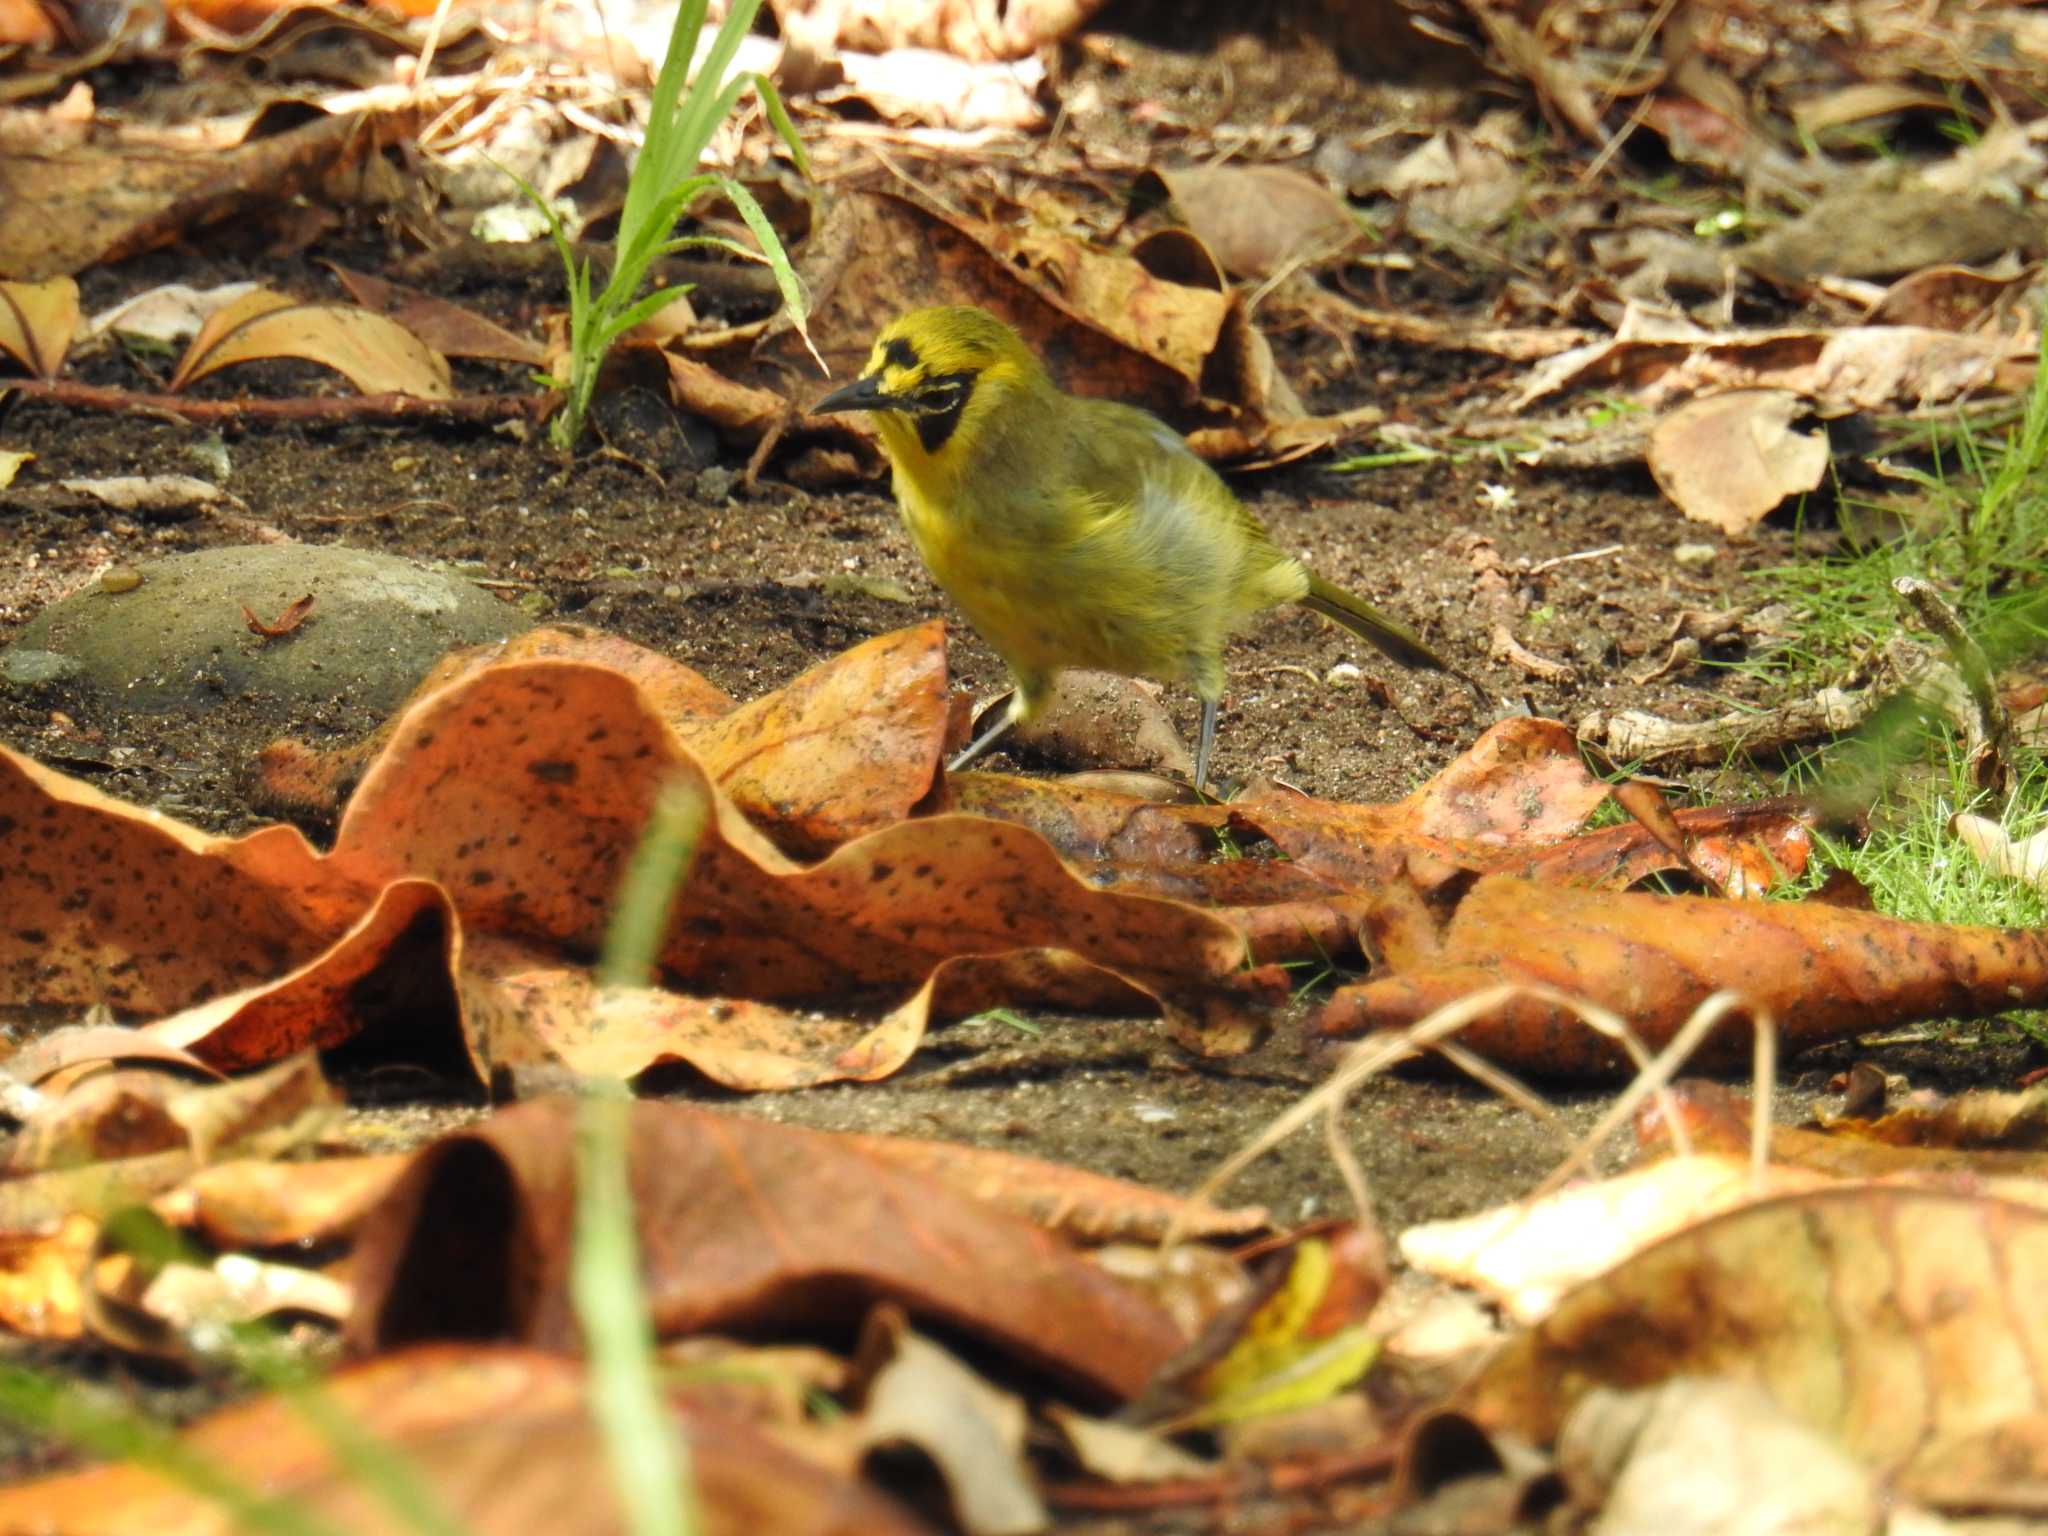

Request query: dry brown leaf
[
  {"left": 0, "top": 111, "right": 366, "bottom": 281},
  {"left": 1151, "top": 165, "right": 1363, "bottom": 280},
  {"left": 1462, "top": 1186, "right": 2048, "bottom": 1506},
  {"left": 0, "top": 745, "right": 355, "bottom": 1016},
  {"left": 154, "top": 1154, "right": 410, "bottom": 1247},
  {"left": 1400, "top": 1155, "right": 1833, "bottom": 1324},
  {"left": 168, "top": 287, "right": 453, "bottom": 399},
  {"left": 347, "top": 1099, "right": 1187, "bottom": 1401},
  {"left": 325, "top": 263, "right": 545, "bottom": 366},
  {"left": 0, "top": 275, "right": 78, "bottom": 378},
  {"left": 679, "top": 620, "right": 948, "bottom": 854},
  {"left": 1508, "top": 320, "right": 2036, "bottom": 415},
  {"left": 255, "top": 627, "right": 733, "bottom": 819},
  {"left": 1646, "top": 389, "right": 1831, "bottom": 535},
  {"left": 323, "top": 656, "right": 1243, "bottom": 1008}
]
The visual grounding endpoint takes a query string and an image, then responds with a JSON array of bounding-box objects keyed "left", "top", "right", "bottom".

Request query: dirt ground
[
  {"left": 0, "top": 2, "right": 2012, "bottom": 1270},
  {"left": 0, "top": 279, "right": 1861, "bottom": 1237}
]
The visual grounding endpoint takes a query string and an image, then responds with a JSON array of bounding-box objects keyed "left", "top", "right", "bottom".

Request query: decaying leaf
[
  {"left": 1463, "top": 1186, "right": 2048, "bottom": 1506},
  {"left": 1646, "top": 389, "right": 1831, "bottom": 535},
  {"left": 168, "top": 287, "right": 453, "bottom": 399},
  {"left": 346, "top": 1099, "right": 1186, "bottom": 1401},
  {"left": 0, "top": 275, "right": 79, "bottom": 378},
  {"left": 1322, "top": 875, "right": 2048, "bottom": 1074},
  {"left": 1148, "top": 164, "right": 1363, "bottom": 280}
]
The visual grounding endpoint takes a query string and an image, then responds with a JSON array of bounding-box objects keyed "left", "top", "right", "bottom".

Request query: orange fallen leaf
[
  {"left": 0, "top": 275, "right": 78, "bottom": 378},
  {"left": 1323, "top": 875, "right": 2048, "bottom": 1074},
  {"left": 168, "top": 288, "right": 453, "bottom": 399},
  {"left": 0, "top": 1342, "right": 932, "bottom": 1536},
  {"left": 240, "top": 592, "right": 314, "bottom": 638}
]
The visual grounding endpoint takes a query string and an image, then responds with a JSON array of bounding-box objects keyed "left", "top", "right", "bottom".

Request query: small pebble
[
  {"left": 1673, "top": 543, "right": 1719, "bottom": 567},
  {"left": 98, "top": 566, "right": 143, "bottom": 594}
]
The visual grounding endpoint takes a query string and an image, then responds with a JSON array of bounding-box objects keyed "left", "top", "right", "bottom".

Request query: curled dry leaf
[
  {"left": 154, "top": 1153, "right": 411, "bottom": 1248},
  {"left": 346, "top": 1099, "right": 1186, "bottom": 1401},
  {"left": 168, "top": 287, "right": 453, "bottom": 399},
  {"left": 0, "top": 275, "right": 79, "bottom": 378},
  {"left": 1400, "top": 1154, "right": 1832, "bottom": 1324},
  {"left": 1322, "top": 874, "right": 2048, "bottom": 1075},
  {"left": 1147, "top": 164, "right": 1363, "bottom": 280},
  {"left": 256, "top": 625, "right": 735, "bottom": 818},
  {"left": 325, "top": 657, "right": 1244, "bottom": 1006},
  {"left": 1463, "top": 1186, "right": 2048, "bottom": 1506},
  {"left": 241, "top": 592, "right": 315, "bottom": 638},
  {"left": 852, "top": 1309, "right": 1046, "bottom": 1536},
  {"left": 1646, "top": 389, "right": 1830, "bottom": 536},
  {"left": 75, "top": 627, "right": 1245, "bottom": 1091},
  {"left": 1507, "top": 320, "right": 2037, "bottom": 416},
  {"left": 679, "top": 620, "right": 948, "bottom": 854}
]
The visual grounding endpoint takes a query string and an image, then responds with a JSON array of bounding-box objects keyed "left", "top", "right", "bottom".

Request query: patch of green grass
[
  {"left": 1785, "top": 737, "right": 2039, "bottom": 1048},
  {"left": 962, "top": 1007, "right": 1044, "bottom": 1037},
  {"left": 1740, "top": 317, "right": 2048, "bottom": 696},
  {"left": 530, "top": 0, "right": 812, "bottom": 451}
]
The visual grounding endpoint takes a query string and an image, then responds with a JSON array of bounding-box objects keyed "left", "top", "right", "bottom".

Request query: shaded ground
[
  {"left": 0, "top": 288, "right": 1850, "bottom": 1238},
  {"left": 1, "top": 0, "right": 2021, "bottom": 1266}
]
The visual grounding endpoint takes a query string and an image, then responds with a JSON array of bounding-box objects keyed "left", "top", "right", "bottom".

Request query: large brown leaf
[{"left": 346, "top": 1100, "right": 1186, "bottom": 1402}]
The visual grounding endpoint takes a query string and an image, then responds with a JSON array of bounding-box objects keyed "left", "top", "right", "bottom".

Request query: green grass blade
[
  {"left": 0, "top": 1366, "right": 352, "bottom": 1536},
  {"left": 574, "top": 1088, "right": 697, "bottom": 1536},
  {"left": 716, "top": 175, "right": 817, "bottom": 368},
  {"left": 755, "top": 73, "right": 811, "bottom": 179},
  {"left": 663, "top": 0, "right": 765, "bottom": 181},
  {"left": 621, "top": 0, "right": 713, "bottom": 241},
  {"left": 595, "top": 285, "right": 698, "bottom": 354}
]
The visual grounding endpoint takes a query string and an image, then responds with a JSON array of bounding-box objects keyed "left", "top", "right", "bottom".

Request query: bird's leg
[
  {"left": 1194, "top": 695, "right": 1219, "bottom": 796},
  {"left": 946, "top": 671, "right": 1048, "bottom": 775},
  {"left": 946, "top": 705, "right": 1018, "bottom": 773}
]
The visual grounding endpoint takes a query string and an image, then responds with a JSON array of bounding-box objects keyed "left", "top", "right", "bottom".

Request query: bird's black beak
[{"left": 810, "top": 374, "right": 891, "bottom": 416}]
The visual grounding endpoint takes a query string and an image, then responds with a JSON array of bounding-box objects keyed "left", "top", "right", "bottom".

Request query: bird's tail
[{"left": 1301, "top": 574, "right": 1450, "bottom": 672}]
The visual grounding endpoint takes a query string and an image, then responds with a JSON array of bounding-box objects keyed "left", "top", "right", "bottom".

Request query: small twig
[
  {"left": 5, "top": 379, "right": 546, "bottom": 430},
  {"left": 1894, "top": 576, "right": 2013, "bottom": 790},
  {"left": 1530, "top": 543, "right": 1624, "bottom": 575}
]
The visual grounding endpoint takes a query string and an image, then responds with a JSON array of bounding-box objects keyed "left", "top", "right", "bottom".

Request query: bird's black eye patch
[
  {"left": 883, "top": 336, "right": 919, "bottom": 371},
  {"left": 913, "top": 370, "right": 976, "bottom": 453}
]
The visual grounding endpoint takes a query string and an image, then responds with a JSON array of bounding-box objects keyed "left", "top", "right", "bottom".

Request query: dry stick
[
  {"left": 1172, "top": 983, "right": 1694, "bottom": 1245},
  {"left": 1894, "top": 574, "right": 2015, "bottom": 784},
  {"left": 4, "top": 380, "right": 545, "bottom": 429},
  {"left": 1528, "top": 989, "right": 1776, "bottom": 1201}
]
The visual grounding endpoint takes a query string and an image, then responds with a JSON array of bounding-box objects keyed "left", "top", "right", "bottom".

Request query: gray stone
[
  {"left": 1, "top": 648, "right": 84, "bottom": 689},
  {"left": 4, "top": 544, "right": 534, "bottom": 714}
]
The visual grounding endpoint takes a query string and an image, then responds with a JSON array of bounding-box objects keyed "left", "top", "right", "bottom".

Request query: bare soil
[
  {"left": 0, "top": 0, "right": 1990, "bottom": 1316},
  {"left": 0, "top": 244, "right": 1847, "bottom": 1237}
]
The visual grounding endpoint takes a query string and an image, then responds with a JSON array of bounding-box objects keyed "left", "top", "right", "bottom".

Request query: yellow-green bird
[{"left": 811, "top": 305, "right": 1467, "bottom": 791}]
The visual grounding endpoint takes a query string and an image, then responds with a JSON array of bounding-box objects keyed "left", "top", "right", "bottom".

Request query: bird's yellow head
[{"left": 810, "top": 306, "right": 1045, "bottom": 465}]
